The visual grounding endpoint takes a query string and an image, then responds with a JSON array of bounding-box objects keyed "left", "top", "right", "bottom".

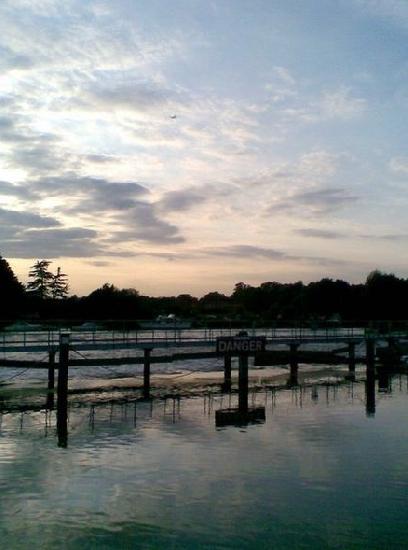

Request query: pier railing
[{"left": 1, "top": 323, "right": 406, "bottom": 354}]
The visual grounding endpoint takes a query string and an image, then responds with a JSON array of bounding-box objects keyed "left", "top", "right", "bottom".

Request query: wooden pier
[{"left": 1, "top": 325, "right": 407, "bottom": 434}]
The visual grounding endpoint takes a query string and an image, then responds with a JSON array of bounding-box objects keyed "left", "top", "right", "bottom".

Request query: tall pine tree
[
  {"left": 27, "top": 260, "right": 54, "bottom": 299},
  {"left": 50, "top": 267, "right": 69, "bottom": 299},
  {"left": 0, "top": 256, "right": 25, "bottom": 318}
]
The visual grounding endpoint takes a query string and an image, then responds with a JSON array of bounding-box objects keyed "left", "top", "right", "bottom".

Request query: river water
[{"left": 1, "top": 370, "right": 407, "bottom": 549}]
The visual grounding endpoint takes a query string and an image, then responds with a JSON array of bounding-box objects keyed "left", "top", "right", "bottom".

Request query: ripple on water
[{"left": 0, "top": 376, "right": 408, "bottom": 549}]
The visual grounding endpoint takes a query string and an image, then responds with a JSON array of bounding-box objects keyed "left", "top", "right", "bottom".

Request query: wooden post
[
  {"left": 224, "top": 354, "right": 232, "bottom": 391},
  {"left": 289, "top": 343, "right": 299, "bottom": 386},
  {"left": 57, "top": 333, "right": 69, "bottom": 448},
  {"left": 348, "top": 342, "right": 356, "bottom": 372},
  {"left": 366, "top": 338, "right": 376, "bottom": 371},
  {"left": 238, "top": 353, "right": 248, "bottom": 413},
  {"left": 48, "top": 350, "right": 55, "bottom": 391},
  {"left": 143, "top": 348, "right": 152, "bottom": 399},
  {"left": 365, "top": 368, "right": 376, "bottom": 417}
]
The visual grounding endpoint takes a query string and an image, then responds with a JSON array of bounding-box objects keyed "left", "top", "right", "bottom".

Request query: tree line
[{"left": 1, "top": 255, "right": 408, "bottom": 323}]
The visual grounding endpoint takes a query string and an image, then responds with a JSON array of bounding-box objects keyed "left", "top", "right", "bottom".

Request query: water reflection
[{"left": 1, "top": 374, "right": 408, "bottom": 549}]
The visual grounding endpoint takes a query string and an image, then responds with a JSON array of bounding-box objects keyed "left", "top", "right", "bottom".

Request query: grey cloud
[
  {"left": 268, "top": 187, "right": 358, "bottom": 215},
  {"left": 205, "top": 245, "right": 288, "bottom": 260},
  {"left": 0, "top": 46, "right": 35, "bottom": 72},
  {"left": 24, "top": 174, "right": 184, "bottom": 246},
  {"left": 86, "top": 261, "right": 112, "bottom": 267},
  {"left": 1, "top": 227, "right": 103, "bottom": 259},
  {"left": 111, "top": 202, "right": 184, "bottom": 244},
  {"left": 157, "top": 188, "right": 207, "bottom": 212},
  {"left": 11, "top": 143, "right": 70, "bottom": 173},
  {"left": 30, "top": 175, "right": 149, "bottom": 212},
  {"left": 85, "top": 154, "right": 120, "bottom": 164},
  {"left": 0, "top": 208, "right": 60, "bottom": 228},
  {"left": 0, "top": 181, "right": 33, "bottom": 199},
  {"left": 295, "top": 228, "right": 346, "bottom": 239},
  {"left": 0, "top": 115, "right": 32, "bottom": 143},
  {"left": 22, "top": 227, "right": 97, "bottom": 240},
  {"left": 201, "top": 244, "right": 344, "bottom": 266},
  {"left": 359, "top": 233, "right": 408, "bottom": 241},
  {"left": 0, "top": 119, "right": 71, "bottom": 175}
]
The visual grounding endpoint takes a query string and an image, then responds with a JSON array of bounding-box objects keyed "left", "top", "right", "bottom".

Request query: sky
[{"left": 1, "top": 0, "right": 408, "bottom": 296}]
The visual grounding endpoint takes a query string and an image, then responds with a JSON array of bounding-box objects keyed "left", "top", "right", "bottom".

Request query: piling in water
[
  {"left": 238, "top": 353, "right": 249, "bottom": 413},
  {"left": 57, "top": 334, "right": 69, "bottom": 448},
  {"left": 143, "top": 348, "right": 152, "bottom": 399},
  {"left": 223, "top": 354, "right": 232, "bottom": 391}
]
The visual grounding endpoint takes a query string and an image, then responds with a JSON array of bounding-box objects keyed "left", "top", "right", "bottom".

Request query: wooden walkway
[{"left": 0, "top": 327, "right": 371, "bottom": 355}]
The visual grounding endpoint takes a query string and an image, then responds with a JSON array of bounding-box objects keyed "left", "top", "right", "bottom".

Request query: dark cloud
[
  {"left": 205, "top": 245, "right": 288, "bottom": 260},
  {"left": 111, "top": 202, "right": 184, "bottom": 244},
  {"left": 0, "top": 115, "right": 32, "bottom": 143},
  {"left": 295, "top": 228, "right": 345, "bottom": 239},
  {"left": 0, "top": 181, "right": 33, "bottom": 199},
  {"left": 1, "top": 227, "right": 102, "bottom": 259},
  {"left": 0, "top": 208, "right": 60, "bottom": 228},
  {"left": 27, "top": 175, "right": 184, "bottom": 244},
  {"left": 30, "top": 175, "right": 149, "bottom": 211},
  {"left": 157, "top": 188, "right": 207, "bottom": 212},
  {"left": 0, "top": 118, "right": 70, "bottom": 175},
  {"left": 201, "top": 244, "right": 344, "bottom": 266},
  {"left": 22, "top": 227, "right": 96, "bottom": 240},
  {"left": 10, "top": 143, "right": 72, "bottom": 173},
  {"left": 1, "top": 174, "right": 185, "bottom": 248},
  {"left": 268, "top": 187, "right": 358, "bottom": 215}
]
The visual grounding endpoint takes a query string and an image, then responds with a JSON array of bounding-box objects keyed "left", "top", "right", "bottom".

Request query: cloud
[
  {"left": 0, "top": 207, "right": 60, "bottom": 228},
  {"left": 30, "top": 175, "right": 149, "bottom": 212},
  {"left": 320, "top": 87, "right": 367, "bottom": 119},
  {"left": 265, "top": 66, "right": 297, "bottom": 103},
  {"left": 295, "top": 228, "right": 346, "bottom": 239},
  {"left": 0, "top": 173, "right": 186, "bottom": 247},
  {"left": 280, "top": 86, "right": 367, "bottom": 123},
  {"left": 389, "top": 157, "right": 408, "bottom": 174},
  {"left": 0, "top": 181, "right": 33, "bottom": 199},
  {"left": 110, "top": 202, "right": 184, "bottom": 244},
  {"left": 79, "top": 77, "right": 186, "bottom": 114},
  {"left": 268, "top": 187, "right": 358, "bottom": 216},
  {"left": 0, "top": 115, "right": 33, "bottom": 143},
  {"left": 157, "top": 188, "right": 208, "bottom": 212},
  {"left": 201, "top": 245, "right": 344, "bottom": 266},
  {"left": 86, "top": 260, "right": 111, "bottom": 267},
  {"left": 204, "top": 245, "right": 288, "bottom": 261},
  {"left": 0, "top": 223, "right": 102, "bottom": 259},
  {"left": 359, "top": 233, "right": 408, "bottom": 241},
  {"left": 0, "top": 46, "right": 35, "bottom": 73}
]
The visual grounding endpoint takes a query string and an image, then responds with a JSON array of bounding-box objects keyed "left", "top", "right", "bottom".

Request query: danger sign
[{"left": 216, "top": 336, "right": 266, "bottom": 355}]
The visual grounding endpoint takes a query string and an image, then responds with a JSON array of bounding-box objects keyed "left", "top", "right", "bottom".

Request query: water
[{"left": 1, "top": 374, "right": 408, "bottom": 548}]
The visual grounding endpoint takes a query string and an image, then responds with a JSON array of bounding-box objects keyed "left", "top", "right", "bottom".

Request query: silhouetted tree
[
  {"left": 364, "top": 270, "right": 407, "bottom": 320},
  {"left": 85, "top": 283, "right": 142, "bottom": 319},
  {"left": 199, "top": 292, "right": 232, "bottom": 314},
  {"left": 27, "top": 260, "right": 53, "bottom": 299},
  {"left": 50, "top": 267, "right": 69, "bottom": 299},
  {"left": 0, "top": 255, "right": 25, "bottom": 319}
]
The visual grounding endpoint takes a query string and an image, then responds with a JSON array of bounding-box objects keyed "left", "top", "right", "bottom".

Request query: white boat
[{"left": 139, "top": 314, "right": 191, "bottom": 330}]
